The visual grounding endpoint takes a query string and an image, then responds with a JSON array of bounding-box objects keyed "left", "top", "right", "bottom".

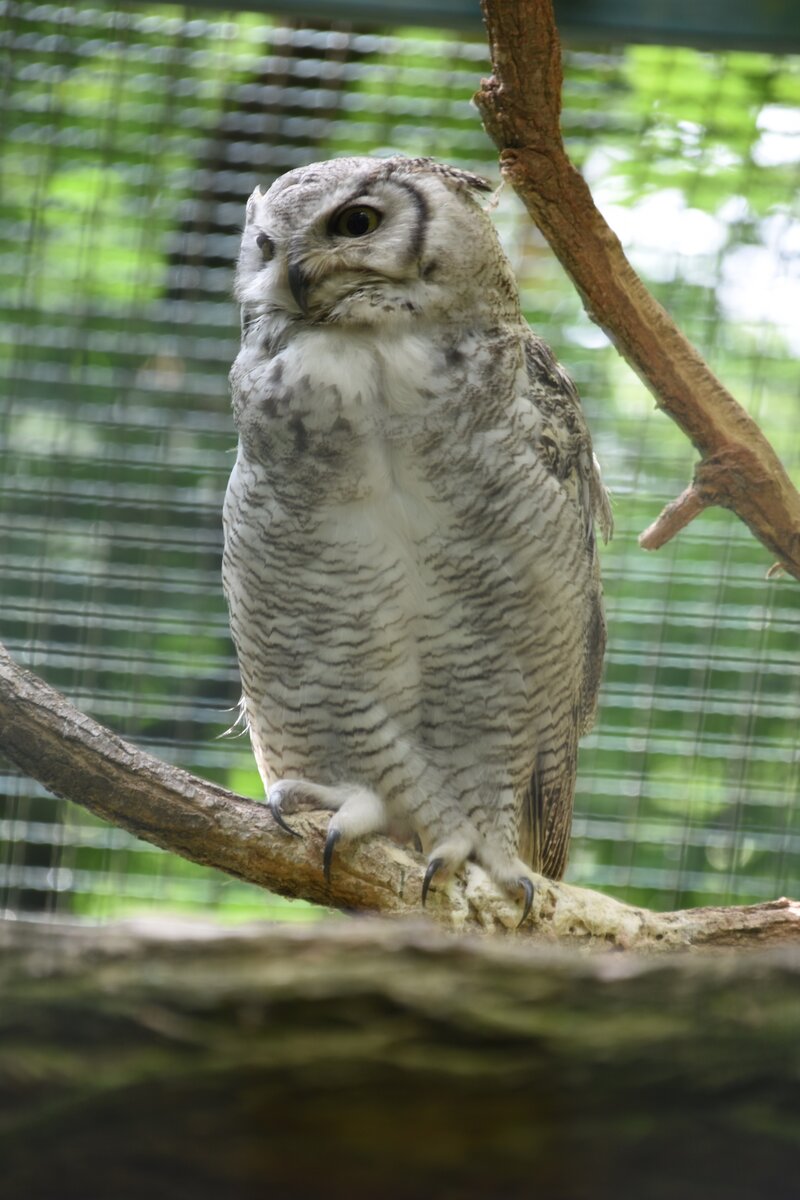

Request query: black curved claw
[
  {"left": 421, "top": 857, "right": 445, "bottom": 908},
  {"left": 323, "top": 826, "right": 341, "bottom": 885},
  {"left": 517, "top": 876, "right": 535, "bottom": 927},
  {"left": 268, "top": 792, "right": 301, "bottom": 838}
]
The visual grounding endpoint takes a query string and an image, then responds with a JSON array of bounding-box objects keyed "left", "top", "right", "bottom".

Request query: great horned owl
[{"left": 223, "top": 155, "right": 611, "bottom": 922}]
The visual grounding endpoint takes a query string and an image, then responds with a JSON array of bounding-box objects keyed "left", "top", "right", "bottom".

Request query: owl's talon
[
  {"left": 517, "top": 876, "right": 535, "bottom": 926},
  {"left": 421, "top": 857, "right": 444, "bottom": 907},
  {"left": 323, "top": 826, "right": 341, "bottom": 885},
  {"left": 268, "top": 791, "right": 301, "bottom": 838}
]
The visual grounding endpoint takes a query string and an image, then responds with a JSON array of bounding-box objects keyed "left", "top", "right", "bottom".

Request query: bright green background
[{"left": 1, "top": 7, "right": 798, "bottom": 919}]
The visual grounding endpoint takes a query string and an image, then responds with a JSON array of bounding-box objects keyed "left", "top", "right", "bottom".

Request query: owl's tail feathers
[
  {"left": 540, "top": 780, "right": 575, "bottom": 881},
  {"left": 520, "top": 739, "right": 578, "bottom": 882},
  {"left": 519, "top": 752, "right": 541, "bottom": 871}
]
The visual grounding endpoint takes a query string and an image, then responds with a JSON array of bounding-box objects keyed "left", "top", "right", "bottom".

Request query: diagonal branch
[
  {"left": 1, "top": 642, "right": 797, "bottom": 950},
  {"left": 474, "top": 0, "right": 800, "bottom": 577}
]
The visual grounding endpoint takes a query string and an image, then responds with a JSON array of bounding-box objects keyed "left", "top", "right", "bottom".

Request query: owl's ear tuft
[
  {"left": 437, "top": 164, "right": 494, "bottom": 195},
  {"left": 245, "top": 187, "right": 265, "bottom": 225},
  {"left": 391, "top": 156, "right": 493, "bottom": 196}
]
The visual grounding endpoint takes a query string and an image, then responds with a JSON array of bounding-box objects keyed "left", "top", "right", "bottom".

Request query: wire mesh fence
[{"left": 1, "top": 2, "right": 799, "bottom": 920}]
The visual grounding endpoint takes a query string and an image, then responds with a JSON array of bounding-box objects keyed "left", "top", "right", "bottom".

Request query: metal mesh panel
[{"left": 1, "top": 3, "right": 798, "bottom": 918}]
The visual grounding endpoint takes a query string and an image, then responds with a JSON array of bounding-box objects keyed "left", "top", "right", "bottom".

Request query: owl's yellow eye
[{"left": 331, "top": 206, "right": 382, "bottom": 238}]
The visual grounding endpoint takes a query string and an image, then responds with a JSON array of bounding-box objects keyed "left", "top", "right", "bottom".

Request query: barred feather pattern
[{"left": 223, "top": 156, "right": 610, "bottom": 900}]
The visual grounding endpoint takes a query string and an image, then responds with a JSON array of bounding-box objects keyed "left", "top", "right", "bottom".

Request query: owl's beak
[{"left": 287, "top": 259, "right": 311, "bottom": 317}]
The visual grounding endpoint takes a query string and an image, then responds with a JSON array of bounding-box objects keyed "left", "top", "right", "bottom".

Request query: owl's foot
[
  {"left": 267, "top": 776, "right": 365, "bottom": 833},
  {"left": 323, "top": 827, "right": 340, "bottom": 884},
  {"left": 421, "top": 856, "right": 444, "bottom": 906},
  {"left": 481, "top": 855, "right": 538, "bottom": 927},
  {"left": 421, "top": 840, "right": 536, "bottom": 927},
  {"left": 267, "top": 781, "right": 303, "bottom": 837},
  {"left": 322, "top": 786, "right": 388, "bottom": 884},
  {"left": 266, "top": 779, "right": 388, "bottom": 885}
]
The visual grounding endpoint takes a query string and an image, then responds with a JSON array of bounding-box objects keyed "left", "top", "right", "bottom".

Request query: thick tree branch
[
  {"left": 1, "top": 642, "right": 797, "bottom": 949},
  {"left": 475, "top": 0, "right": 800, "bottom": 576},
  {"left": 4, "top": 918, "right": 800, "bottom": 1198}
]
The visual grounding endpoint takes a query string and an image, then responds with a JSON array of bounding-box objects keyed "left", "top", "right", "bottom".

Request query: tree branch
[
  {"left": 474, "top": 0, "right": 800, "bottom": 576},
  {"left": 638, "top": 484, "right": 708, "bottom": 551},
  {"left": 4, "top": 917, "right": 800, "bottom": 1198},
  {"left": 1, "top": 643, "right": 797, "bottom": 949}
]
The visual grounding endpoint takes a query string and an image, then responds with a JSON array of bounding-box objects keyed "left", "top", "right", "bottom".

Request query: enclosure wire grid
[{"left": 0, "top": 2, "right": 798, "bottom": 919}]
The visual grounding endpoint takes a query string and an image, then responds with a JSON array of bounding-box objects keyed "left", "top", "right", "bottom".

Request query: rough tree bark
[
  {"left": 2, "top": 642, "right": 798, "bottom": 948},
  {"left": 2, "top": 917, "right": 800, "bottom": 1200},
  {"left": 474, "top": 0, "right": 800, "bottom": 576}
]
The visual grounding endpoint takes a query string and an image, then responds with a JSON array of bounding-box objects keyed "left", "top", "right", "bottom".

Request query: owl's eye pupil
[
  {"left": 345, "top": 210, "right": 371, "bottom": 236},
  {"left": 332, "top": 206, "right": 381, "bottom": 238}
]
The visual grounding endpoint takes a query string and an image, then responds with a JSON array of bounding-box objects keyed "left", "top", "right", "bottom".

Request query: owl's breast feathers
[
  {"left": 230, "top": 316, "right": 607, "bottom": 676},
  {"left": 224, "top": 316, "right": 609, "bottom": 878}
]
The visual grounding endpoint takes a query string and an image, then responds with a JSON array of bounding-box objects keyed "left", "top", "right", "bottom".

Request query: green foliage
[
  {"left": 1, "top": 7, "right": 798, "bottom": 919},
  {"left": 613, "top": 47, "right": 797, "bottom": 204}
]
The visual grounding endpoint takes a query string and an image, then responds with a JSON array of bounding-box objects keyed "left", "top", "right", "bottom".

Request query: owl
[{"left": 223, "top": 155, "right": 612, "bottom": 922}]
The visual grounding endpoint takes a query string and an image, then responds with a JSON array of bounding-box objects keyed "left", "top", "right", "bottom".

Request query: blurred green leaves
[{"left": 0, "top": 9, "right": 798, "bottom": 918}]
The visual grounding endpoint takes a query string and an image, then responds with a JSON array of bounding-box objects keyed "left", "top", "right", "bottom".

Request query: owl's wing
[
  {"left": 523, "top": 332, "right": 613, "bottom": 549},
  {"left": 519, "top": 332, "right": 612, "bottom": 878}
]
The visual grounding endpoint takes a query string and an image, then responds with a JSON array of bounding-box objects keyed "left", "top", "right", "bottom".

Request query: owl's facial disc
[
  {"left": 235, "top": 157, "right": 522, "bottom": 331},
  {"left": 288, "top": 203, "right": 386, "bottom": 316},
  {"left": 273, "top": 178, "right": 431, "bottom": 325},
  {"left": 239, "top": 160, "right": 506, "bottom": 328}
]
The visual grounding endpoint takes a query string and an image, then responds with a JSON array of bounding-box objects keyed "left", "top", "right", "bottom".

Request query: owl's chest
[
  {"left": 233, "top": 325, "right": 528, "bottom": 510},
  {"left": 228, "top": 325, "right": 572, "bottom": 663}
]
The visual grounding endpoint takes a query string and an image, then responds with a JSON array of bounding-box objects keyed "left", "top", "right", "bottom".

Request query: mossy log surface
[{"left": 2, "top": 917, "right": 799, "bottom": 1200}]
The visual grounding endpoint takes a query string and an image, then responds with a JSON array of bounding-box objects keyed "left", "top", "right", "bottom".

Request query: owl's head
[{"left": 235, "top": 156, "right": 520, "bottom": 329}]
